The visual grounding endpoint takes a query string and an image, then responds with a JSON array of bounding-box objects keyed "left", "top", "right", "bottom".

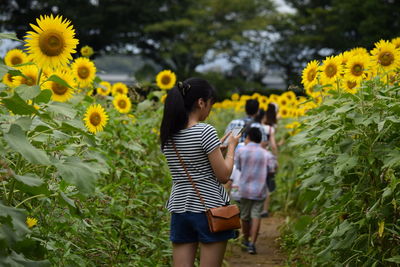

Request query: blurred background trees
[{"left": 1, "top": 0, "right": 400, "bottom": 99}]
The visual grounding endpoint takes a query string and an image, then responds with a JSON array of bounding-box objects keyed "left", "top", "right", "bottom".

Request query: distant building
[
  {"left": 262, "top": 66, "right": 286, "bottom": 90},
  {"left": 94, "top": 55, "right": 159, "bottom": 84}
]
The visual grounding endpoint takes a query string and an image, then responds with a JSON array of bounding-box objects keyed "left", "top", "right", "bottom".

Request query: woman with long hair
[
  {"left": 160, "top": 77, "right": 240, "bottom": 267},
  {"left": 260, "top": 102, "right": 279, "bottom": 217}
]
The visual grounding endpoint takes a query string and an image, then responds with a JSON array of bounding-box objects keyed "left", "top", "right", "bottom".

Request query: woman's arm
[
  {"left": 269, "top": 129, "right": 278, "bottom": 156},
  {"left": 208, "top": 135, "right": 239, "bottom": 184}
]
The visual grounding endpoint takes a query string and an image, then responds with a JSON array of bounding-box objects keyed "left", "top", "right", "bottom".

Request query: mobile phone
[{"left": 222, "top": 126, "right": 244, "bottom": 146}]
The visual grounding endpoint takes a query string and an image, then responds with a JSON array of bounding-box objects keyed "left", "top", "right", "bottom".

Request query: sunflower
[
  {"left": 344, "top": 54, "right": 371, "bottom": 83},
  {"left": 24, "top": 14, "right": 79, "bottom": 68},
  {"left": 83, "top": 104, "right": 108, "bottom": 134},
  {"left": 221, "top": 99, "right": 233, "bottom": 109},
  {"left": 320, "top": 56, "right": 343, "bottom": 85},
  {"left": 278, "top": 95, "right": 289, "bottom": 107},
  {"left": 80, "top": 45, "right": 94, "bottom": 57},
  {"left": 269, "top": 94, "right": 279, "bottom": 104},
  {"left": 342, "top": 79, "right": 359, "bottom": 94},
  {"left": 240, "top": 95, "right": 251, "bottom": 102},
  {"left": 160, "top": 94, "right": 167, "bottom": 103},
  {"left": 259, "top": 95, "right": 269, "bottom": 105},
  {"left": 302, "top": 60, "right": 319, "bottom": 90},
  {"left": 71, "top": 57, "right": 96, "bottom": 87},
  {"left": 282, "top": 91, "right": 296, "bottom": 102},
  {"left": 96, "top": 81, "right": 111, "bottom": 96},
  {"left": 231, "top": 93, "right": 240, "bottom": 101},
  {"left": 4, "top": 49, "right": 28, "bottom": 67},
  {"left": 2, "top": 73, "right": 15, "bottom": 88},
  {"left": 338, "top": 51, "right": 352, "bottom": 66},
  {"left": 349, "top": 47, "right": 369, "bottom": 57},
  {"left": 113, "top": 94, "right": 132, "bottom": 113},
  {"left": 111, "top": 82, "right": 128, "bottom": 95},
  {"left": 235, "top": 101, "right": 245, "bottom": 113},
  {"left": 391, "top": 37, "right": 400, "bottom": 50},
  {"left": 370, "top": 40, "right": 400, "bottom": 73},
  {"left": 43, "top": 69, "right": 75, "bottom": 102},
  {"left": 252, "top": 92, "right": 261, "bottom": 100},
  {"left": 278, "top": 106, "right": 290, "bottom": 118},
  {"left": 156, "top": 70, "right": 176, "bottom": 90},
  {"left": 26, "top": 217, "right": 38, "bottom": 228},
  {"left": 12, "top": 65, "right": 39, "bottom": 87}
]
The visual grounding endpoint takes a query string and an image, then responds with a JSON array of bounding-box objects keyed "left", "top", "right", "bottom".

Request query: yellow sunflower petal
[
  {"left": 156, "top": 70, "right": 176, "bottom": 90},
  {"left": 4, "top": 49, "right": 28, "bottom": 67},
  {"left": 83, "top": 104, "right": 109, "bottom": 134},
  {"left": 71, "top": 57, "right": 96, "bottom": 88},
  {"left": 12, "top": 65, "right": 39, "bottom": 87},
  {"left": 302, "top": 60, "right": 320, "bottom": 91},
  {"left": 370, "top": 39, "right": 400, "bottom": 73},
  {"left": 42, "top": 69, "right": 76, "bottom": 102},
  {"left": 113, "top": 94, "right": 132, "bottom": 113},
  {"left": 111, "top": 82, "right": 128, "bottom": 95},
  {"left": 96, "top": 81, "right": 111, "bottom": 96},
  {"left": 24, "top": 14, "right": 79, "bottom": 68}
]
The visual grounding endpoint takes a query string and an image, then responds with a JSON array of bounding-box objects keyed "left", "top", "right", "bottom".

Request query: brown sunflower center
[
  {"left": 25, "top": 75, "right": 36, "bottom": 86},
  {"left": 379, "top": 52, "right": 394, "bottom": 66},
  {"left": 78, "top": 66, "right": 90, "bottom": 79},
  {"left": 351, "top": 64, "right": 363, "bottom": 76},
  {"left": 307, "top": 69, "right": 316, "bottom": 82},
  {"left": 281, "top": 100, "right": 287, "bottom": 105},
  {"left": 11, "top": 56, "right": 22, "bottom": 65},
  {"left": 118, "top": 99, "right": 127, "bottom": 109},
  {"left": 325, "top": 64, "right": 337, "bottom": 78},
  {"left": 282, "top": 110, "right": 287, "bottom": 115},
  {"left": 39, "top": 30, "right": 65, "bottom": 57},
  {"left": 6, "top": 73, "right": 13, "bottom": 83},
  {"left": 161, "top": 75, "right": 171, "bottom": 85},
  {"left": 52, "top": 82, "right": 68, "bottom": 95},
  {"left": 90, "top": 112, "right": 101, "bottom": 126},
  {"left": 116, "top": 88, "right": 124, "bottom": 94},
  {"left": 347, "top": 80, "right": 357, "bottom": 89}
]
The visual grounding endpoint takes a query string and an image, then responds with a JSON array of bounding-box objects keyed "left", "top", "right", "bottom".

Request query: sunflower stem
[{"left": 8, "top": 154, "right": 22, "bottom": 205}]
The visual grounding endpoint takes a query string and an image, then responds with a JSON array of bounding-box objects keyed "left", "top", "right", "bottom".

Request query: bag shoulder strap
[
  {"left": 172, "top": 140, "right": 207, "bottom": 210},
  {"left": 241, "top": 117, "right": 254, "bottom": 137}
]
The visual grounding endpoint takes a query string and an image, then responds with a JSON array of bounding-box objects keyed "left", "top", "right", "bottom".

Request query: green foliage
[
  {"left": 279, "top": 80, "right": 400, "bottom": 266},
  {"left": 0, "top": 63, "right": 172, "bottom": 265}
]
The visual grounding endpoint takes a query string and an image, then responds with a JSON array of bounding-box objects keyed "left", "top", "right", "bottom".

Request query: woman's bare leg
[
  {"left": 199, "top": 241, "right": 228, "bottom": 267},
  {"left": 173, "top": 242, "right": 198, "bottom": 267}
]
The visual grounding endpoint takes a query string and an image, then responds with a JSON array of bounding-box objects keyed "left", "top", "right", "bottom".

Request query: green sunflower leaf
[
  {"left": 3, "top": 124, "right": 51, "bottom": 165},
  {"left": 35, "top": 89, "right": 52, "bottom": 104},
  {"left": 46, "top": 74, "right": 73, "bottom": 89},
  {"left": 15, "top": 85, "right": 41, "bottom": 101},
  {"left": 2, "top": 92, "right": 38, "bottom": 115}
]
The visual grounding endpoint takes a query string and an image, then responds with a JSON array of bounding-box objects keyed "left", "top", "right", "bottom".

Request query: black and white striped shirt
[{"left": 163, "top": 123, "right": 230, "bottom": 213}]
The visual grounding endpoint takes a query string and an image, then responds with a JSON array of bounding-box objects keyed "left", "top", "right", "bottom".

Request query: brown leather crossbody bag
[{"left": 172, "top": 141, "right": 241, "bottom": 233}]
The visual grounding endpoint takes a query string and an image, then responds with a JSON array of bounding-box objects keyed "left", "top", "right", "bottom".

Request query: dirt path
[{"left": 225, "top": 215, "right": 286, "bottom": 267}]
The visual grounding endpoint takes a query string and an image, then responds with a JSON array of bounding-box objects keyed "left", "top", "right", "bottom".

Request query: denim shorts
[{"left": 170, "top": 212, "right": 236, "bottom": 243}]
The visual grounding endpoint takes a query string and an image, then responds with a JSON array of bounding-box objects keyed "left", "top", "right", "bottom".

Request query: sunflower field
[
  {"left": 0, "top": 15, "right": 174, "bottom": 266},
  {"left": 1, "top": 12, "right": 400, "bottom": 267}
]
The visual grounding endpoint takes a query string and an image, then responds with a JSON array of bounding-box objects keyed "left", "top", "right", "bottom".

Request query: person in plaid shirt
[
  {"left": 235, "top": 127, "right": 275, "bottom": 254},
  {"left": 224, "top": 99, "right": 268, "bottom": 145}
]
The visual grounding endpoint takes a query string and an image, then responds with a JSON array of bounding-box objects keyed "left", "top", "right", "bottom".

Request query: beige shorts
[{"left": 240, "top": 198, "right": 265, "bottom": 220}]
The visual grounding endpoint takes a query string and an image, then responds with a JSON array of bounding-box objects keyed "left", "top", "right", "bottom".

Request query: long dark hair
[
  {"left": 160, "top": 77, "right": 216, "bottom": 149},
  {"left": 265, "top": 103, "right": 277, "bottom": 126},
  {"left": 254, "top": 109, "right": 265, "bottom": 123}
]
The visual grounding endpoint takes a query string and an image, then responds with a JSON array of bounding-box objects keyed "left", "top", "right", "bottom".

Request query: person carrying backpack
[{"left": 224, "top": 99, "right": 268, "bottom": 146}]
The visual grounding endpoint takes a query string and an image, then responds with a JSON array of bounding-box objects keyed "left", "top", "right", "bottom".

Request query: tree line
[{"left": 1, "top": 0, "right": 400, "bottom": 97}]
